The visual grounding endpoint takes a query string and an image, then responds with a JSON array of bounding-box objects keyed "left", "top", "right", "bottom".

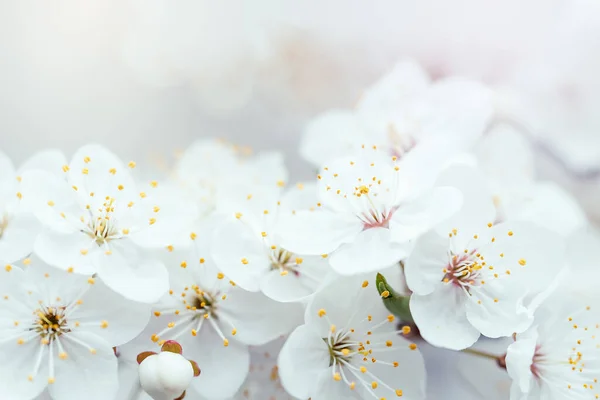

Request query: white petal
[
  {"left": 278, "top": 210, "right": 363, "bottom": 255},
  {"left": 312, "top": 370, "right": 357, "bottom": 400},
  {"left": 278, "top": 324, "right": 330, "bottom": 399},
  {"left": 465, "top": 280, "right": 533, "bottom": 338},
  {"left": 410, "top": 286, "right": 480, "bottom": 350},
  {"left": 389, "top": 186, "right": 463, "bottom": 243},
  {"left": 329, "top": 227, "right": 409, "bottom": 275},
  {"left": 358, "top": 335, "right": 426, "bottom": 399},
  {"left": 50, "top": 332, "right": 118, "bottom": 400},
  {"left": 357, "top": 59, "right": 430, "bottom": 114},
  {"left": 19, "top": 150, "right": 68, "bottom": 177},
  {"left": 0, "top": 150, "right": 16, "bottom": 185},
  {"left": 220, "top": 288, "right": 303, "bottom": 345},
  {"left": 0, "top": 339, "right": 48, "bottom": 399},
  {"left": 0, "top": 213, "right": 40, "bottom": 263},
  {"left": 211, "top": 217, "right": 271, "bottom": 292},
  {"left": 185, "top": 326, "right": 250, "bottom": 399},
  {"left": 404, "top": 231, "right": 449, "bottom": 295},
  {"left": 506, "top": 328, "right": 538, "bottom": 396},
  {"left": 300, "top": 110, "right": 365, "bottom": 167},
  {"left": 507, "top": 182, "right": 587, "bottom": 237},
  {"left": 260, "top": 258, "right": 328, "bottom": 302},
  {"left": 95, "top": 250, "right": 169, "bottom": 304},
  {"left": 67, "top": 144, "right": 135, "bottom": 201},
  {"left": 34, "top": 230, "right": 97, "bottom": 275},
  {"left": 434, "top": 164, "right": 496, "bottom": 235},
  {"left": 70, "top": 279, "right": 151, "bottom": 346},
  {"left": 17, "top": 170, "right": 77, "bottom": 233}
]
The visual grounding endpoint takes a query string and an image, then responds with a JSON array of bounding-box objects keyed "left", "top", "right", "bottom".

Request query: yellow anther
[
  {"left": 362, "top": 280, "right": 369, "bottom": 288},
  {"left": 62, "top": 165, "right": 70, "bottom": 172},
  {"left": 518, "top": 259, "right": 527, "bottom": 266},
  {"left": 150, "top": 181, "right": 158, "bottom": 188},
  {"left": 381, "top": 290, "right": 390, "bottom": 298},
  {"left": 149, "top": 218, "right": 156, "bottom": 225},
  {"left": 217, "top": 272, "right": 225, "bottom": 280},
  {"left": 409, "top": 343, "right": 417, "bottom": 350},
  {"left": 100, "top": 320, "right": 108, "bottom": 329},
  {"left": 333, "top": 373, "right": 341, "bottom": 381},
  {"left": 87, "top": 278, "right": 95, "bottom": 285},
  {"left": 318, "top": 309, "right": 326, "bottom": 317},
  {"left": 223, "top": 339, "right": 229, "bottom": 347},
  {"left": 360, "top": 366, "right": 367, "bottom": 373},
  {"left": 241, "top": 258, "right": 249, "bottom": 265},
  {"left": 402, "top": 326, "right": 411, "bottom": 335},
  {"left": 295, "top": 257, "right": 303, "bottom": 264},
  {"left": 128, "top": 161, "right": 136, "bottom": 168},
  {"left": 47, "top": 200, "right": 55, "bottom": 206}
]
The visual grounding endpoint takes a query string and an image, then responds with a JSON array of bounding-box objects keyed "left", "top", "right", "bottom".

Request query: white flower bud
[{"left": 139, "top": 351, "right": 194, "bottom": 400}]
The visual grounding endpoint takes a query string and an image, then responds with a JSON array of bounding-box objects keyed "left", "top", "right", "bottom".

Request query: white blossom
[
  {"left": 0, "top": 259, "right": 150, "bottom": 400},
  {"left": 279, "top": 275, "right": 426, "bottom": 399}
]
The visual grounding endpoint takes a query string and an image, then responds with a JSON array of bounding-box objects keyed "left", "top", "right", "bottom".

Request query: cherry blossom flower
[
  {"left": 174, "top": 139, "right": 288, "bottom": 219},
  {"left": 211, "top": 182, "right": 330, "bottom": 301},
  {"left": 475, "top": 124, "right": 587, "bottom": 236},
  {"left": 0, "top": 150, "right": 68, "bottom": 265},
  {"left": 279, "top": 275, "right": 426, "bottom": 399},
  {"left": 279, "top": 145, "right": 462, "bottom": 275},
  {"left": 126, "top": 248, "right": 303, "bottom": 399},
  {"left": 301, "top": 59, "right": 492, "bottom": 167},
  {"left": 405, "top": 166, "right": 566, "bottom": 350},
  {"left": 0, "top": 259, "right": 150, "bottom": 400},
  {"left": 22, "top": 144, "right": 192, "bottom": 303},
  {"left": 506, "top": 297, "right": 600, "bottom": 399}
]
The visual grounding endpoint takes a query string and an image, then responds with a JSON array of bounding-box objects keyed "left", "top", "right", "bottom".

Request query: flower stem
[
  {"left": 462, "top": 348, "right": 500, "bottom": 360},
  {"left": 462, "top": 348, "right": 507, "bottom": 369}
]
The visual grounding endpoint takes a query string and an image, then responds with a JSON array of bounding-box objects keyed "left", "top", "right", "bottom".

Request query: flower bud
[{"left": 138, "top": 351, "right": 194, "bottom": 400}]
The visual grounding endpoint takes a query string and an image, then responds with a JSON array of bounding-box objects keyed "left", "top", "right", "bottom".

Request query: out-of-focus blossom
[{"left": 301, "top": 59, "right": 493, "bottom": 168}]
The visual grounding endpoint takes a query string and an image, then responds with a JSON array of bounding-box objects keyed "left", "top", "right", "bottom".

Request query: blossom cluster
[{"left": 0, "top": 60, "right": 597, "bottom": 400}]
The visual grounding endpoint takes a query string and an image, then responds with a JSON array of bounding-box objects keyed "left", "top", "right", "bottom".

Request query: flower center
[
  {"left": 443, "top": 250, "right": 483, "bottom": 293},
  {"left": 325, "top": 333, "right": 356, "bottom": 366},
  {"left": 31, "top": 306, "right": 70, "bottom": 342},
  {"left": 86, "top": 197, "right": 120, "bottom": 245},
  {"left": 151, "top": 282, "right": 237, "bottom": 348},
  {"left": 192, "top": 292, "right": 218, "bottom": 319},
  {"left": 269, "top": 248, "right": 301, "bottom": 276}
]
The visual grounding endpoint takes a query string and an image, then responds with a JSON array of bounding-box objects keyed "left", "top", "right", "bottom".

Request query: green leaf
[{"left": 376, "top": 273, "right": 413, "bottom": 322}]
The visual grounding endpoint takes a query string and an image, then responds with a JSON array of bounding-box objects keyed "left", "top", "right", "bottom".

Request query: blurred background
[
  {"left": 1, "top": 1, "right": 599, "bottom": 398},
  {"left": 0, "top": 0, "right": 599, "bottom": 218}
]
